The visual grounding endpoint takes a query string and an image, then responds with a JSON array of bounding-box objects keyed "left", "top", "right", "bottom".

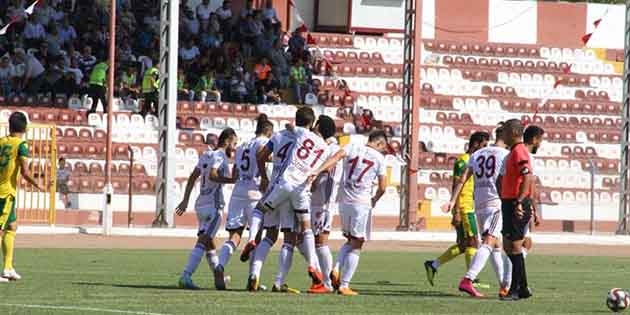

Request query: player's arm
[
  {"left": 176, "top": 167, "right": 200, "bottom": 215},
  {"left": 257, "top": 144, "right": 273, "bottom": 192},
  {"left": 311, "top": 149, "right": 346, "bottom": 178},
  {"left": 19, "top": 157, "right": 41, "bottom": 191},
  {"left": 515, "top": 155, "right": 534, "bottom": 218},
  {"left": 445, "top": 167, "right": 473, "bottom": 213},
  {"left": 449, "top": 159, "right": 466, "bottom": 224},
  {"left": 209, "top": 167, "right": 236, "bottom": 184},
  {"left": 371, "top": 175, "right": 387, "bottom": 208},
  {"left": 230, "top": 164, "right": 239, "bottom": 182}
]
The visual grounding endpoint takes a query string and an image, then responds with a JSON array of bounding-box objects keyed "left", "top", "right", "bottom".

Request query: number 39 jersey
[
  {"left": 468, "top": 145, "right": 509, "bottom": 210},
  {"left": 280, "top": 127, "right": 332, "bottom": 186},
  {"left": 232, "top": 136, "right": 269, "bottom": 199},
  {"left": 338, "top": 144, "right": 386, "bottom": 206}
]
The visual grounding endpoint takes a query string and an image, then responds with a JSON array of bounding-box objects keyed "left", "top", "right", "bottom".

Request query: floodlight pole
[
  {"left": 102, "top": 0, "right": 116, "bottom": 236},
  {"left": 617, "top": 1, "right": 630, "bottom": 234}
]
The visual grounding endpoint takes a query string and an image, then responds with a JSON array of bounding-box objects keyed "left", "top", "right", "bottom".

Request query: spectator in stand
[
  {"left": 268, "top": 39, "right": 289, "bottom": 88},
  {"left": 141, "top": 63, "right": 159, "bottom": 117},
  {"left": 86, "top": 60, "right": 108, "bottom": 114},
  {"left": 50, "top": 1, "right": 66, "bottom": 24},
  {"left": 209, "top": 12, "right": 221, "bottom": 35},
  {"left": 200, "top": 24, "right": 222, "bottom": 49},
  {"left": 196, "top": 0, "right": 213, "bottom": 30},
  {"left": 57, "top": 61, "right": 81, "bottom": 98},
  {"left": 179, "top": 38, "right": 200, "bottom": 66},
  {"left": 136, "top": 24, "right": 155, "bottom": 55},
  {"left": 23, "top": 14, "right": 46, "bottom": 48},
  {"left": 265, "top": 86, "right": 282, "bottom": 104},
  {"left": 14, "top": 48, "right": 45, "bottom": 96},
  {"left": 288, "top": 30, "right": 308, "bottom": 60},
  {"left": 195, "top": 67, "right": 221, "bottom": 103},
  {"left": 41, "top": 56, "right": 65, "bottom": 98},
  {"left": 182, "top": 8, "right": 200, "bottom": 36},
  {"left": 262, "top": 0, "right": 280, "bottom": 32},
  {"left": 290, "top": 58, "right": 307, "bottom": 105},
  {"left": 35, "top": 42, "right": 50, "bottom": 67},
  {"left": 255, "top": 26, "right": 275, "bottom": 58},
  {"left": 36, "top": 1, "right": 54, "bottom": 27},
  {"left": 240, "top": 0, "right": 255, "bottom": 19},
  {"left": 78, "top": 46, "right": 97, "bottom": 76},
  {"left": 230, "top": 68, "right": 249, "bottom": 103},
  {"left": 56, "top": 157, "right": 71, "bottom": 209},
  {"left": 216, "top": 0, "right": 233, "bottom": 29},
  {"left": 0, "top": 55, "right": 15, "bottom": 97},
  {"left": 45, "top": 24, "right": 63, "bottom": 57},
  {"left": 240, "top": 12, "right": 262, "bottom": 58},
  {"left": 120, "top": 64, "right": 139, "bottom": 102},
  {"left": 177, "top": 67, "right": 194, "bottom": 101},
  {"left": 254, "top": 56, "right": 272, "bottom": 103},
  {"left": 117, "top": 40, "right": 136, "bottom": 63},
  {"left": 59, "top": 16, "right": 78, "bottom": 45}
]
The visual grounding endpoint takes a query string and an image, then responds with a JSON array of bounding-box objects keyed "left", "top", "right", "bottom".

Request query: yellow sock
[
  {"left": 437, "top": 244, "right": 462, "bottom": 266},
  {"left": 465, "top": 247, "right": 477, "bottom": 270},
  {"left": 2, "top": 230, "right": 15, "bottom": 270}
]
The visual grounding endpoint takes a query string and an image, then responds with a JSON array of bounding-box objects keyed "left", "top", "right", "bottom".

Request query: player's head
[
  {"left": 59, "top": 157, "right": 66, "bottom": 168},
  {"left": 9, "top": 112, "right": 27, "bottom": 134},
  {"left": 218, "top": 127, "right": 238, "bottom": 154},
  {"left": 368, "top": 130, "right": 388, "bottom": 154},
  {"left": 254, "top": 114, "right": 273, "bottom": 137},
  {"left": 501, "top": 119, "right": 524, "bottom": 147},
  {"left": 315, "top": 115, "right": 336, "bottom": 140},
  {"left": 295, "top": 107, "right": 315, "bottom": 128},
  {"left": 524, "top": 125, "right": 545, "bottom": 154},
  {"left": 467, "top": 131, "right": 490, "bottom": 153}
]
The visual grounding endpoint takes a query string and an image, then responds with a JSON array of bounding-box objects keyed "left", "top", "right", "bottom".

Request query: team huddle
[
  {"left": 425, "top": 119, "right": 544, "bottom": 301},
  {"left": 175, "top": 107, "right": 388, "bottom": 296}
]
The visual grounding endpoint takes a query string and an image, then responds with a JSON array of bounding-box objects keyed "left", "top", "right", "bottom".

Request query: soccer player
[
  {"left": 497, "top": 119, "right": 534, "bottom": 301},
  {"left": 242, "top": 107, "right": 335, "bottom": 293},
  {"left": 309, "top": 130, "right": 388, "bottom": 296},
  {"left": 176, "top": 128, "right": 238, "bottom": 290},
  {"left": 446, "top": 125, "right": 510, "bottom": 298},
  {"left": 424, "top": 131, "right": 489, "bottom": 286},
  {"left": 522, "top": 125, "right": 544, "bottom": 259},
  {"left": 0, "top": 112, "right": 42, "bottom": 282},
  {"left": 214, "top": 115, "right": 273, "bottom": 290}
]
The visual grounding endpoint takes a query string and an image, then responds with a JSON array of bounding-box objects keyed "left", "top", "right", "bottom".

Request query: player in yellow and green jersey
[
  {"left": 0, "top": 112, "right": 41, "bottom": 282},
  {"left": 424, "top": 131, "right": 489, "bottom": 287}
]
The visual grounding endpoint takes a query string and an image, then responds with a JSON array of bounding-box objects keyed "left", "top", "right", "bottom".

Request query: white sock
[
  {"left": 465, "top": 244, "right": 492, "bottom": 280},
  {"left": 206, "top": 249, "right": 219, "bottom": 270},
  {"left": 248, "top": 209, "right": 264, "bottom": 243},
  {"left": 334, "top": 243, "right": 352, "bottom": 272},
  {"left": 251, "top": 237, "right": 275, "bottom": 278},
  {"left": 522, "top": 247, "right": 528, "bottom": 259},
  {"left": 183, "top": 243, "right": 206, "bottom": 276},
  {"left": 340, "top": 249, "right": 360, "bottom": 288},
  {"left": 274, "top": 242, "right": 294, "bottom": 287},
  {"left": 489, "top": 248, "right": 505, "bottom": 287},
  {"left": 218, "top": 240, "right": 236, "bottom": 269},
  {"left": 502, "top": 253, "right": 513, "bottom": 289},
  {"left": 317, "top": 245, "right": 333, "bottom": 288},
  {"left": 302, "top": 229, "right": 320, "bottom": 271}
]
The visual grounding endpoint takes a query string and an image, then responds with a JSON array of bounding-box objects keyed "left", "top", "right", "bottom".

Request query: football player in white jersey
[
  {"left": 214, "top": 116, "right": 274, "bottom": 290},
  {"left": 309, "top": 131, "right": 342, "bottom": 291},
  {"left": 175, "top": 128, "right": 238, "bottom": 290},
  {"left": 522, "top": 125, "right": 544, "bottom": 258},
  {"left": 446, "top": 125, "right": 510, "bottom": 298},
  {"left": 309, "top": 130, "right": 389, "bottom": 296},
  {"left": 243, "top": 108, "right": 336, "bottom": 293}
]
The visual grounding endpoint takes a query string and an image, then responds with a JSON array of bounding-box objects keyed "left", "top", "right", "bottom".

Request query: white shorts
[
  {"left": 195, "top": 204, "right": 222, "bottom": 239},
  {"left": 263, "top": 201, "right": 297, "bottom": 232},
  {"left": 476, "top": 208, "right": 502, "bottom": 239},
  {"left": 225, "top": 195, "right": 257, "bottom": 231},
  {"left": 260, "top": 179, "right": 311, "bottom": 213},
  {"left": 339, "top": 203, "right": 370, "bottom": 240},
  {"left": 311, "top": 206, "right": 332, "bottom": 235}
]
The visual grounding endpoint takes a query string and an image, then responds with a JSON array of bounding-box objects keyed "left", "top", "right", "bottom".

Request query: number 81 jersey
[
  {"left": 468, "top": 145, "right": 509, "bottom": 210},
  {"left": 280, "top": 127, "right": 332, "bottom": 185}
]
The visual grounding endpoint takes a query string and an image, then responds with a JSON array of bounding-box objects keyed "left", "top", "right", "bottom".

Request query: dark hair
[
  {"left": 316, "top": 115, "right": 336, "bottom": 139},
  {"left": 255, "top": 114, "right": 273, "bottom": 135},
  {"left": 495, "top": 121, "right": 505, "bottom": 141},
  {"left": 217, "top": 128, "right": 237, "bottom": 147},
  {"left": 295, "top": 107, "right": 315, "bottom": 127},
  {"left": 59, "top": 157, "right": 66, "bottom": 162},
  {"left": 368, "top": 130, "right": 388, "bottom": 143},
  {"left": 504, "top": 118, "right": 524, "bottom": 138},
  {"left": 469, "top": 131, "right": 490, "bottom": 147},
  {"left": 524, "top": 125, "right": 545, "bottom": 144},
  {"left": 9, "top": 112, "right": 27, "bottom": 133}
]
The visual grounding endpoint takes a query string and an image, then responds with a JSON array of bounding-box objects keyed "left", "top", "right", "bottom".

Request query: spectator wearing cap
[
  {"left": 86, "top": 60, "right": 108, "bottom": 114},
  {"left": 290, "top": 58, "right": 307, "bottom": 105},
  {"left": 15, "top": 48, "right": 45, "bottom": 96},
  {"left": 0, "top": 55, "right": 16, "bottom": 97},
  {"left": 141, "top": 63, "right": 159, "bottom": 117}
]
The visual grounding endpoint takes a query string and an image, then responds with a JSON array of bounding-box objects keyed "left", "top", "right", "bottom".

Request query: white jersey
[
  {"left": 267, "top": 129, "right": 298, "bottom": 180},
  {"left": 232, "top": 136, "right": 268, "bottom": 199},
  {"left": 196, "top": 149, "right": 230, "bottom": 210},
  {"left": 468, "top": 145, "right": 509, "bottom": 210},
  {"left": 311, "top": 138, "right": 342, "bottom": 209},
  {"left": 279, "top": 127, "right": 332, "bottom": 186},
  {"left": 338, "top": 144, "right": 386, "bottom": 205}
]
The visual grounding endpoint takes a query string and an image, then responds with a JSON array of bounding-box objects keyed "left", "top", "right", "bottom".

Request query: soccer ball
[{"left": 607, "top": 288, "right": 630, "bottom": 312}]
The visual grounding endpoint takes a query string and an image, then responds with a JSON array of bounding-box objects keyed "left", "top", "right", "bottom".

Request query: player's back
[
  {"left": 197, "top": 149, "right": 229, "bottom": 209},
  {"left": 339, "top": 144, "right": 386, "bottom": 205},
  {"left": 0, "top": 136, "right": 27, "bottom": 198},
  {"left": 311, "top": 140, "right": 341, "bottom": 209},
  {"left": 280, "top": 127, "right": 330, "bottom": 186},
  {"left": 232, "top": 136, "right": 268, "bottom": 198},
  {"left": 469, "top": 145, "right": 509, "bottom": 210},
  {"left": 269, "top": 129, "right": 298, "bottom": 180}
]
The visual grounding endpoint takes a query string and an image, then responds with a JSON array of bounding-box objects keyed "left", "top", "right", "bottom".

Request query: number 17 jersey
[{"left": 468, "top": 145, "right": 509, "bottom": 210}]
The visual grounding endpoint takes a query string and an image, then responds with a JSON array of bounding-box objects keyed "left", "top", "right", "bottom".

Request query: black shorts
[{"left": 501, "top": 198, "right": 533, "bottom": 241}]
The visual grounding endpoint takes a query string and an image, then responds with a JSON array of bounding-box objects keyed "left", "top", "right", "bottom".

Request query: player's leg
[
  {"left": 314, "top": 208, "right": 333, "bottom": 290},
  {"left": 216, "top": 197, "right": 249, "bottom": 289},
  {"left": 500, "top": 199, "right": 532, "bottom": 300},
  {"left": 250, "top": 207, "right": 281, "bottom": 281},
  {"left": 338, "top": 204, "right": 368, "bottom": 296},
  {"left": 522, "top": 223, "right": 532, "bottom": 258},
  {"left": 179, "top": 207, "right": 219, "bottom": 289},
  {"left": 424, "top": 224, "right": 464, "bottom": 286},
  {"left": 291, "top": 188, "right": 326, "bottom": 292},
  {"left": 271, "top": 230, "right": 297, "bottom": 292},
  {"left": 1, "top": 196, "right": 18, "bottom": 281},
  {"left": 462, "top": 213, "right": 479, "bottom": 270}
]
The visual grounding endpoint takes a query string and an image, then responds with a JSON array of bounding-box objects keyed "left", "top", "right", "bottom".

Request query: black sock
[
  {"left": 507, "top": 254, "right": 522, "bottom": 293},
  {"left": 517, "top": 253, "right": 528, "bottom": 290}
]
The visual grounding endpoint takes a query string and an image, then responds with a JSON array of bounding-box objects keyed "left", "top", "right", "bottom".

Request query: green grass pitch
[{"left": 1, "top": 248, "right": 628, "bottom": 314}]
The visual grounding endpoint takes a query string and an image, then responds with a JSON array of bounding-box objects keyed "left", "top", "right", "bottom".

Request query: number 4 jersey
[
  {"left": 468, "top": 145, "right": 509, "bottom": 210},
  {"left": 338, "top": 144, "right": 386, "bottom": 206}
]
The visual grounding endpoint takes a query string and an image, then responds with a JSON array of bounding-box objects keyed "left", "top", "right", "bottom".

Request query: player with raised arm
[
  {"left": 424, "top": 132, "right": 489, "bottom": 287},
  {"left": 446, "top": 125, "right": 510, "bottom": 298},
  {"left": 214, "top": 116, "right": 273, "bottom": 290},
  {"left": 176, "top": 128, "right": 238, "bottom": 290},
  {"left": 0, "top": 112, "right": 42, "bottom": 281},
  {"left": 309, "top": 130, "right": 389, "bottom": 296},
  {"left": 242, "top": 107, "right": 335, "bottom": 293}
]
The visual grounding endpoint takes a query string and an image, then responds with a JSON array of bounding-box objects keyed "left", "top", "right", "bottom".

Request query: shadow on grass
[
  {"left": 73, "top": 281, "right": 253, "bottom": 293},
  {"left": 353, "top": 281, "right": 414, "bottom": 287},
  {"left": 357, "top": 288, "right": 459, "bottom": 298}
]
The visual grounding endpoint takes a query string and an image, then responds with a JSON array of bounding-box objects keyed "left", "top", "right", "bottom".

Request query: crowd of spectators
[{"left": 0, "top": 0, "right": 319, "bottom": 114}]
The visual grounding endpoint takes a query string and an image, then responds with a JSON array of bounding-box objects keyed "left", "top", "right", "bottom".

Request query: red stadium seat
[{"left": 89, "top": 163, "right": 104, "bottom": 176}]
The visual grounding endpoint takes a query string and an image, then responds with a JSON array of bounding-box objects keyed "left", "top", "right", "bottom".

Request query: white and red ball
[{"left": 607, "top": 288, "right": 630, "bottom": 312}]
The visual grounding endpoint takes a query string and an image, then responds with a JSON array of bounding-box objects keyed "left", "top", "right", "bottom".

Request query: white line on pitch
[{"left": 0, "top": 303, "right": 172, "bottom": 315}]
